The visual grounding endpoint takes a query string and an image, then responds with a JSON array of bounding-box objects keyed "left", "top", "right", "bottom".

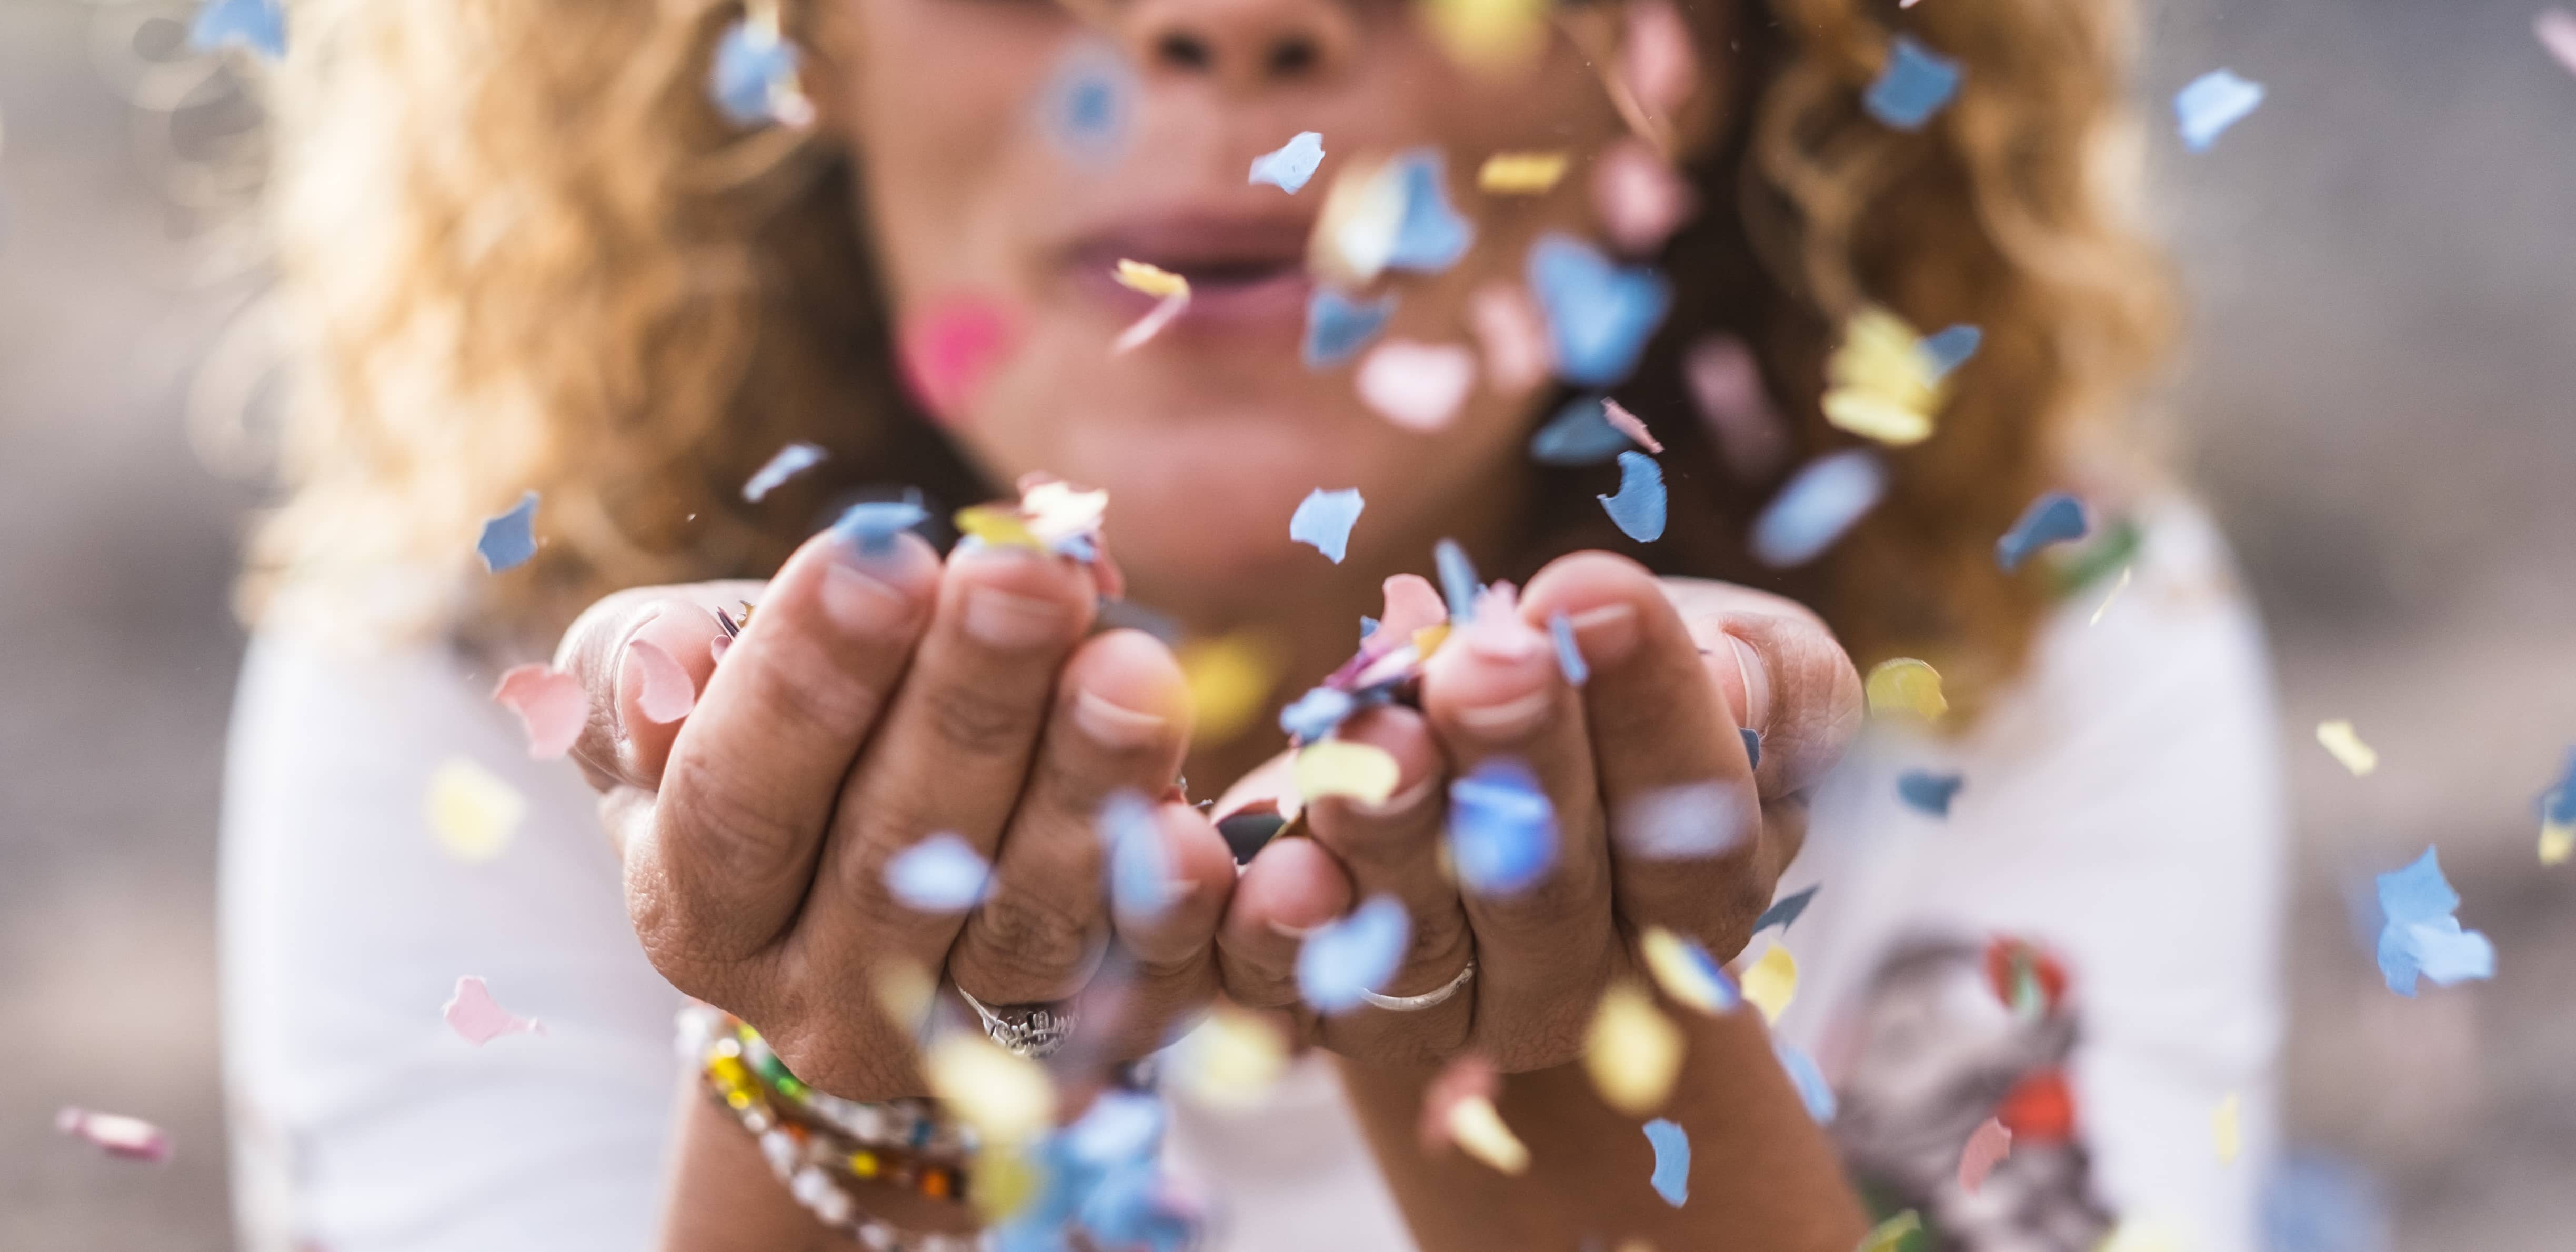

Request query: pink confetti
[
  {"left": 1373, "top": 573, "right": 1450, "bottom": 654},
  {"left": 898, "top": 297, "right": 1015, "bottom": 425},
  {"left": 2541, "top": 9, "right": 2576, "bottom": 75},
  {"left": 1592, "top": 140, "right": 1696, "bottom": 255},
  {"left": 1601, "top": 398, "right": 1664, "bottom": 454},
  {"left": 491, "top": 664, "right": 584, "bottom": 760},
  {"left": 443, "top": 975, "right": 545, "bottom": 1045},
  {"left": 1685, "top": 334, "right": 1789, "bottom": 480},
  {"left": 1114, "top": 291, "right": 1189, "bottom": 354},
  {"left": 55, "top": 1107, "right": 169, "bottom": 1162},
  {"left": 1620, "top": 0, "right": 1699, "bottom": 122},
  {"left": 627, "top": 638, "right": 697, "bottom": 725},
  {"left": 1469, "top": 283, "right": 1553, "bottom": 396},
  {"left": 1356, "top": 339, "right": 1476, "bottom": 432},
  {"left": 1957, "top": 1117, "right": 2013, "bottom": 1194}
]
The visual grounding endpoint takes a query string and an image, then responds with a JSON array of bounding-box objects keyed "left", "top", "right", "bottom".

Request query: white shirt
[{"left": 222, "top": 503, "right": 2283, "bottom": 1252}]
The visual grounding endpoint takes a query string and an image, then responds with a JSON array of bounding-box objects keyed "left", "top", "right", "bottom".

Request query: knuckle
[
  {"left": 739, "top": 630, "right": 887, "bottom": 739},
  {"left": 971, "top": 889, "right": 1102, "bottom": 972},
  {"left": 658, "top": 755, "right": 817, "bottom": 896},
  {"left": 927, "top": 682, "right": 1039, "bottom": 757}
]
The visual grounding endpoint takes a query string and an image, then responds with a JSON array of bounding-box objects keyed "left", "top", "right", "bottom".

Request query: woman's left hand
[{"left": 1211, "top": 551, "right": 1863, "bottom": 1070}]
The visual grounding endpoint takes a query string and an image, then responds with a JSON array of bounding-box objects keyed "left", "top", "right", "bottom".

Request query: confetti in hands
[
  {"left": 1296, "top": 895, "right": 1411, "bottom": 1013},
  {"left": 2374, "top": 847, "right": 2495, "bottom": 995},
  {"left": 444, "top": 975, "right": 545, "bottom": 1045}
]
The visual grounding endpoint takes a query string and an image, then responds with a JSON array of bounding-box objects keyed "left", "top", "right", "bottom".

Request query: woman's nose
[{"left": 1121, "top": 0, "right": 1356, "bottom": 88}]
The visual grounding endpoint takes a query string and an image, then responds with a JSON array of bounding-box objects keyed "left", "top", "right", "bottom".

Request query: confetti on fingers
[
  {"left": 1295, "top": 739, "right": 1402, "bottom": 807},
  {"left": 443, "top": 975, "right": 544, "bottom": 1045},
  {"left": 1447, "top": 758, "right": 1559, "bottom": 895},
  {"left": 55, "top": 1108, "right": 170, "bottom": 1162},
  {"left": 491, "top": 664, "right": 583, "bottom": 759},
  {"left": 1296, "top": 895, "right": 1411, "bottom": 1013},
  {"left": 627, "top": 637, "right": 698, "bottom": 724}
]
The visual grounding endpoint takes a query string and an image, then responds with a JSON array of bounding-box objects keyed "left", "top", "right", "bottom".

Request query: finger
[
  {"left": 1086, "top": 800, "right": 1239, "bottom": 1059},
  {"left": 558, "top": 581, "right": 763, "bottom": 791},
  {"left": 1519, "top": 553, "right": 1771, "bottom": 958},
  {"left": 624, "top": 528, "right": 941, "bottom": 973},
  {"left": 1214, "top": 835, "right": 1354, "bottom": 1015},
  {"left": 948, "top": 629, "right": 1191, "bottom": 1004},
  {"left": 1681, "top": 610, "right": 1863, "bottom": 799}
]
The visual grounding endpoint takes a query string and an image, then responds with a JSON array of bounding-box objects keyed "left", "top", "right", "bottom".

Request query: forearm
[
  {"left": 655, "top": 1080, "right": 843, "bottom": 1252},
  {"left": 1335, "top": 1009, "right": 1870, "bottom": 1251}
]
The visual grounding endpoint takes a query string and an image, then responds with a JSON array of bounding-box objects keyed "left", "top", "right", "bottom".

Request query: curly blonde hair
[{"left": 243, "top": 0, "right": 2169, "bottom": 699}]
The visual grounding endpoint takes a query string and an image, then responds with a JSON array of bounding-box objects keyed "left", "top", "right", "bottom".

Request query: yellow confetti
[
  {"left": 870, "top": 960, "right": 937, "bottom": 1034},
  {"left": 426, "top": 758, "right": 525, "bottom": 863},
  {"left": 2212, "top": 1093, "right": 2241, "bottom": 1164},
  {"left": 925, "top": 1034, "right": 1055, "bottom": 1145},
  {"left": 954, "top": 504, "right": 1044, "bottom": 552},
  {"left": 968, "top": 1142, "right": 1043, "bottom": 1223},
  {"left": 1112, "top": 258, "right": 1189, "bottom": 299},
  {"left": 1639, "top": 926, "right": 1736, "bottom": 1015},
  {"left": 2541, "top": 819, "right": 2572, "bottom": 866},
  {"left": 1856, "top": 1209, "right": 1923, "bottom": 1252},
  {"left": 1740, "top": 942, "right": 1797, "bottom": 1025},
  {"left": 1583, "top": 983, "right": 1683, "bottom": 1115},
  {"left": 1477, "top": 151, "right": 1569, "bottom": 194},
  {"left": 1411, "top": 622, "right": 1451, "bottom": 660},
  {"left": 1172, "top": 1006, "right": 1289, "bottom": 1111},
  {"left": 1865, "top": 658, "right": 1948, "bottom": 720},
  {"left": 1309, "top": 155, "right": 1407, "bottom": 286},
  {"left": 1418, "top": 0, "right": 1550, "bottom": 74},
  {"left": 1178, "top": 633, "right": 1280, "bottom": 744},
  {"left": 2314, "top": 719, "right": 2378, "bottom": 776},
  {"left": 1445, "top": 1094, "right": 1531, "bottom": 1174},
  {"left": 1294, "top": 739, "right": 1402, "bottom": 807},
  {"left": 1822, "top": 308, "right": 1944, "bottom": 447}
]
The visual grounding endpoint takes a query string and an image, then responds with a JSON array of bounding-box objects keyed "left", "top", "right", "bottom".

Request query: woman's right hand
[{"left": 554, "top": 519, "right": 1239, "bottom": 1100}]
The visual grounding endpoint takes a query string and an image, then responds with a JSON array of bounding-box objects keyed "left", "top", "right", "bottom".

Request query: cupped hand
[
  {"left": 555, "top": 521, "right": 1238, "bottom": 1099},
  {"left": 1211, "top": 552, "right": 1863, "bottom": 1070}
]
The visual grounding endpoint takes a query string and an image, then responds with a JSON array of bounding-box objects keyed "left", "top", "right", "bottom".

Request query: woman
[{"left": 220, "top": 0, "right": 2283, "bottom": 1247}]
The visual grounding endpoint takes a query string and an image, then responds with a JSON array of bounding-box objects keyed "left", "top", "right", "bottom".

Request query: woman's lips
[{"left": 1064, "top": 215, "right": 1317, "bottom": 336}]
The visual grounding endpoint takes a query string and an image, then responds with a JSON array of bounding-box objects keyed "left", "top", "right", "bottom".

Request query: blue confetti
[
  {"left": 1279, "top": 686, "right": 1358, "bottom": 743},
  {"left": 1448, "top": 759, "right": 1558, "bottom": 896},
  {"left": 1358, "top": 616, "right": 1379, "bottom": 640},
  {"left": 1775, "top": 1039, "right": 1838, "bottom": 1123},
  {"left": 1528, "top": 233, "right": 1672, "bottom": 387},
  {"left": 1301, "top": 289, "right": 1396, "bottom": 368},
  {"left": 1642, "top": 1119, "right": 1691, "bottom": 1206},
  {"left": 1296, "top": 895, "right": 1411, "bottom": 1014},
  {"left": 191, "top": 0, "right": 286, "bottom": 58},
  {"left": 477, "top": 491, "right": 539, "bottom": 573},
  {"left": 1528, "top": 396, "right": 1635, "bottom": 466},
  {"left": 1897, "top": 769, "right": 1965, "bottom": 817},
  {"left": 710, "top": 19, "right": 800, "bottom": 126},
  {"left": 2262, "top": 1151, "right": 2394, "bottom": 1252},
  {"left": 1249, "top": 131, "right": 1326, "bottom": 193},
  {"left": 1922, "top": 323, "right": 1982, "bottom": 377},
  {"left": 831, "top": 494, "right": 929, "bottom": 556},
  {"left": 1066, "top": 1090, "right": 1165, "bottom": 1165},
  {"left": 742, "top": 441, "right": 827, "bottom": 502},
  {"left": 2542, "top": 749, "right": 2576, "bottom": 825},
  {"left": 1740, "top": 728, "right": 1762, "bottom": 769},
  {"left": 1042, "top": 43, "right": 1135, "bottom": 162},
  {"left": 2176, "top": 69, "right": 2265, "bottom": 153},
  {"left": 1750, "top": 451, "right": 1886, "bottom": 567},
  {"left": 1434, "top": 538, "right": 1481, "bottom": 622},
  {"left": 885, "top": 834, "right": 991, "bottom": 912},
  {"left": 1290, "top": 488, "right": 1365, "bottom": 564},
  {"left": 1102, "top": 791, "right": 1174, "bottom": 921},
  {"left": 1598, "top": 450, "right": 1668, "bottom": 543},
  {"left": 1995, "top": 490, "right": 2090, "bottom": 572},
  {"left": 1549, "top": 612, "right": 1588, "bottom": 686},
  {"left": 1753, "top": 884, "right": 1818, "bottom": 935},
  {"left": 2373, "top": 846, "right": 2495, "bottom": 996},
  {"left": 1863, "top": 36, "right": 1962, "bottom": 131},
  {"left": 1383, "top": 148, "right": 1474, "bottom": 274}
]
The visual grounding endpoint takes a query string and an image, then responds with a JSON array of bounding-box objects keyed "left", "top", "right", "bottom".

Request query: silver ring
[
  {"left": 1358, "top": 959, "right": 1476, "bottom": 1013},
  {"left": 955, "top": 988, "right": 1079, "bottom": 1059}
]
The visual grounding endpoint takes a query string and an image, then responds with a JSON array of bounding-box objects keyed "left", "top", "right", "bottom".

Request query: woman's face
[{"left": 817, "top": 0, "right": 1654, "bottom": 620}]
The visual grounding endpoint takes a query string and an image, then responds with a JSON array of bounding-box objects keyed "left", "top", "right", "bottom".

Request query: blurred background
[{"left": 3, "top": 0, "right": 2572, "bottom": 1246}]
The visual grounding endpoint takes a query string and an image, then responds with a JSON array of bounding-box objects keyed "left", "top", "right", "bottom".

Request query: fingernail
[
  {"left": 964, "top": 586, "right": 1067, "bottom": 650},
  {"left": 607, "top": 607, "right": 663, "bottom": 746},
  {"left": 1267, "top": 918, "right": 1319, "bottom": 940},
  {"left": 1464, "top": 614, "right": 1546, "bottom": 664},
  {"left": 1351, "top": 773, "right": 1438, "bottom": 818},
  {"left": 1074, "top": 689, "right": 1167, "bottom": 749},
  {"left": 1728, "top": 634, "right": 1771, "bottom": 733},
  {"left": 1458, "top": 688, "right": 1551, "bottom": 737},
  {"left": 1569, "top": 603, "right": 1639, "bottom": 665},
  {"left": 821, "top": 560, "right": 918, "bottom": 639}
]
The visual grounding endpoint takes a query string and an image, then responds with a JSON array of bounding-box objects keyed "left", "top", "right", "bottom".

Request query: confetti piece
[
  {"left": 2089, "top": 566, "right": 2133, "bottom": 627},
  {"left": 1448, "top": 758, "right": 1559, "bottom": 895},
  {"left": 1385, "top": 149, "right": 1475, "bottom": 274},
  {"left": 1171, "top": 1006, "right": 1288, "bottom": 1110},
  {"left": 2374, "top": 846, "right": 2495, "bottom": 995},
  {"left": 710, "top": 16, "right": 813, "bottom": 128},
  {"left": 741, "top": 442, "right": 826, "bottom": 503},
  {"left": 1358, "top": 339, "right": 1476, "bottom": 430},
  {"left": 1448, "top": 1096, "right": 1532, "bottom": 1174},
  {"left": 1823, "top": 309, "right": 1944, "bottom": 446},
  {"left": 1249, "top": 131, "right": 1326, "bottom": 193},
  {"left": 1470, "top": 283, "right": 1553, "bottom": 395},
  {"left": 1996, "top": 491, "right": 2091, "bottom": 572},
  {"left": 1640, "top": 926, "right": 1740, "bottom": 1014},
  {"left": 1685, "top": 335, "right": 1789, "bottom": 480},
  {"left": 2543, "top": 9, "right": 2576, "bottom": 75},
  {"left": 1742, "top": 728, "right": 1762, "bottom": 768},
  {"left": 1290, "top": 488, "right": 1366, "bottom": 564},
  {"left": 2176, "top": 69, "right": 2264, "bottom": 153},
  {"left": 1957, "top": 1117, "right": 2012, "bottom": 1194},
  {"left": 1642, "top": 1119, "right": 1690, "bottom": 1206},
  {"left": 2315, "top": 720, "right": 2378, "bottom": 776},
  {"left": 426, "top": 758, "right": 524, "bottom": 863},
  {"left": 1753, "top": 885, "right": 1818, "bottom": 935},
  {"left": 1296, "top": 895, "right": 1411, "bottom": 1013},
  {"left": 1922, "top": 324, "right": 1982, "bottom": 377},
  {"left": 1478, "top": 151, "right": 1569, "bottom": 195},
  {"left": 1301, "top": 288, "right": 1397, "bottom": 368},
  {"left": 2541, "top": 752, "right": 2576, "bottom": 865},
  {"left": 1549, "top": 613, "right": 1588, "bottom": 686},
  {"left": 2214, "top": 1093, "right": 2242, "bottom": 1164},
  {"left": 191, "top": 0, "right": 286, "bottom": 59},
  {"left": 1897, "top": 769, "right": 1964, "bottom": 817},
  {"left": 927, "top": 1034, "right": 1057, "bottom": 1144},
  {"left": 1751, "top": 452, "right": 1887, "bottom": 567},
  {"left": 1311, "top": 157, "right": 1410, "bottom": 285},
  {"left": 1863, "top": 36, "right": 1961, "bottom": 131},
  {"left": 1041, "top": 41, "right": 1134, "bottom": 162},
  {"left": 1279, "top": 686, "right": 1358, "bottom": 742},
  {"left": 54, "top": 1108, "right": 169, "bottom": 1162},
  {"left": 1419, "top": 1054, "right": 1500, "bottom": 1151},
  {"left": 1775, "top": 1038, "right": 1837, "bottom": 1123},
  {"left": 1103, "top": 790, "right": 1178, "bottom": 922},
  {"left": 1113, "top": 264, "right": 1191, "bottom": 353},
  {"left": 1435, "top": 537, "right": 1482, "bottom": 622},
  {"left": 1612, "top": 780, "right": 1752, "bottom": 860},
  {"left": 956, "top": 504, "right": 1044, "bottom": 552},
  {"left": 1592, "top": 141, "right": 1696, "bottom": 255},
  {"left": 1740, "top": 943, "right": 1798, "bottom": 1024},
  {"left": 1296, "top": 739, "right": 1402, "bottom": 806},
  {"left": 625, "top": 637, "right": 698, "bottom": 724},
  {"left": 443, "top": 974, "right": 544, "bottom": 1045},
  {"left": 492, "top": 664, "right": 583, "bottom": 760},
  {"left": 900, "top": 297, "right": 1016, "bottom": 422},
  {"left": 885, "top": 834, "right": 993, "bottom": 913},
  {"left": 1865, "top": 658, "right": 1947, "bottom": 720},
  {"left": 477, "top": 491, "right": 539, "bottom": 573},
  {"left": 1598, "top": 399, "right": 1663, "bottom": 455},
  {"left": 1529, "top": 396, "right": 1639, "bottom": 466},
  {"left": 1585, "top": 984, "right": 1683, "bottom": 1115},
  {"left": 1857, "top": 1210, "right": 1922, "bottom": 1252},
  {"left": 832, "top": 495, "right": 930, "bottom": 556},
  {"left": 1529, "top": 233, "right": 1671, "bottom": 387},
  {"left": 1597, "top": 451, "right": 1668, "bottom": 543},
  {"left": 1420, "top": 0, "right": 1549, "bottom": 74},
  {"left": 2542, "top": 820, "right": 2572, "bottom": 867},
  {"left": 1114, "top": 260, "right": 1188, "bottom": 299}
]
